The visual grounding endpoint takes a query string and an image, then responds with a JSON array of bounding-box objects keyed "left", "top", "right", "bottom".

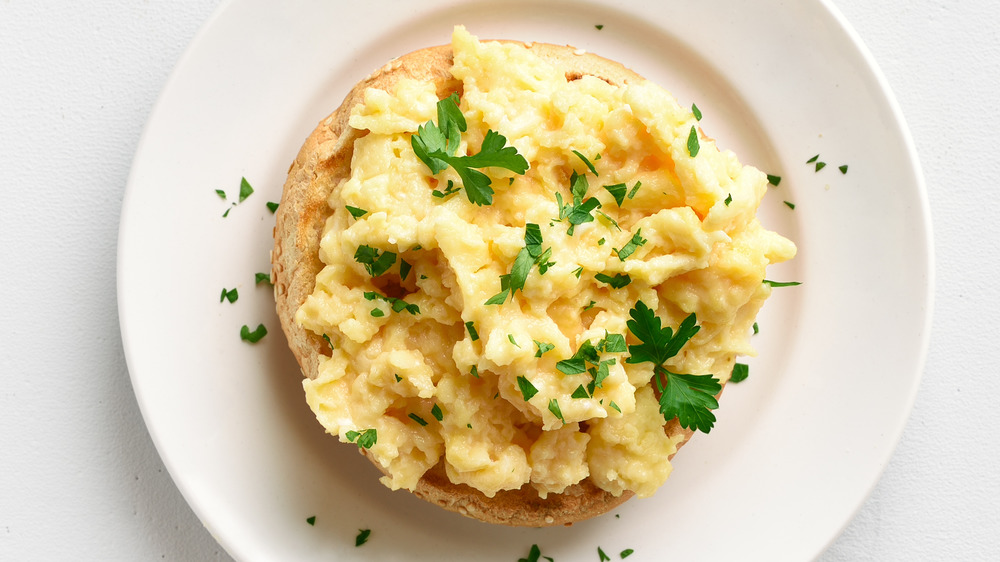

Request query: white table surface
[{"left": 2, "top": 1, "right": 996, "bottom": 560}]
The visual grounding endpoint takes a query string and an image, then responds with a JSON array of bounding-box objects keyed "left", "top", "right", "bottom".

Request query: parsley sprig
[
  {"left": 556, "top": 333, "right": 627, "bottom": 398},
  {"left": 625, "top": 301, "right": 721, "bottom": 433},
  {"left": 485, "top": 223, "right": 554, "bottom": 304},
  {"left": 411, "top": 93, "right": 529, "bottom": 206}
]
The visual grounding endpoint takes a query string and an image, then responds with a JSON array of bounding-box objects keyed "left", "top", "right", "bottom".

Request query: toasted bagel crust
[{"left": 272, "top": 41, "right": 694, "bottom": 527}]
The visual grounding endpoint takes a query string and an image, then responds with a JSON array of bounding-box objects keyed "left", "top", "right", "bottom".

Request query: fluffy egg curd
[{"left": 292, "top": 26, "right": 796, "bottom": 504}]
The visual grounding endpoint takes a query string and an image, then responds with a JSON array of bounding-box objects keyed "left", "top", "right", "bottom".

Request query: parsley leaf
[
  {"left": 731, "top": 362, "right": 749, "bottom": 383},
  {"left": 595, "top": 272, "right": 631, "bottom": 288},
  {"left": 692, "top": 103, "right": 703, "bottom": 121},
  {"left": 603, "top": 183, "right": 627, "bottom": 206},
  {"left": 627, "top": 181, "right": 642, "bottom": 199},
  {"left": 345, "top": 428, "right": 377, "bottom": 449},
  {"left": 687, "top": 126, "right": 700, "bottom": 157},
  {"left": 625, "top": 302, "right": 721, "bottom": 433},
  {"left": 486, "top": 224, "right": 553, "bottom": 304},
  {"left": 238, "top": 177, "right": 254, "bottom": 202},
  {"left": 355, "top": 528, "right": 371, "bottom": 547},
  {"left": 465, "top": 321, "right": 480, "bottom": 341},
  {"left": 572, "top": 149, "right": 599, "bottom": 176},
  {"left": 614, "top": 229, "right": 646, "bottom": 261},
  {"left": 763, "top": 279, "right": 802, "bottom": 287},
  {"left": 431, "top": 403, "right": 444, "bottom": 421},
  {"left": 766, "top": 174, "right": 782, "bottom": 186},
  {"left": 363, "top": 290, "right": 419, "bottom": 315},
  {"left": 517, "top": 376, "right": 539, "bottom": 401},
  {"left": 220, "top": 288, "right": 238, "bottom": 303},
  {"left": 548, "top": 399, "right": 565, "bottom": 423},
  {"left": 266, "top": 201, "right": 279, "bottom": 213},
  {"left": 556, "top": 171, "right": 603, "bottom": 235},
  {"left": 408, "top": 413, "right": 428, "bottom": 426},
  {"left": 354, "top": 245, "right": 397, "bottom": 277},
  {"left": 240, "top": 323, "right": 267, "bottom": 343},
  {"left": 411, "top": 94, "right": 528, "bottom": 206},
  {"left": 346, "top": 205, "right": 368, "bottom": 219},
  {"left": 534, "top": 340, "right": 554, "bottom": 357}
]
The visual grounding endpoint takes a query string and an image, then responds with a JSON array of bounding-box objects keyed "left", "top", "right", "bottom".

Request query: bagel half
[{"left": 272, "top": 30, "right": 792, "bottom": 527}]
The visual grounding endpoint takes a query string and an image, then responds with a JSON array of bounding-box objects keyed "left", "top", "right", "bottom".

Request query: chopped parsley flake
[
  {"left": 470, "top": 365, "right": 479, "bottom": 378},
  {"left": 238, "top": 177, "right": 254, "bottom": 202},
  {"left": 345, "top": 428, "right": 377, "bottom": 449},
  {"left": 556, "top": 171, "right": 603, "bottom": 235},
  {"left": 595, "top": 24, "right": 604, "bottom": 30},
  {"left": 731, "top": 362, "right": 750, "bottom": 383},
  {"left": 508, "top": 334, "right": 520, "bottom": 348},
  {"left": 431, "top": 403, "right": 443, "bottom": 421},
  {"left": 627, "top": 181, "right": 641, "bottom": 199},
  {"left": 784, "top": 201, "right": 796, "bottom": 210},
  {"left": 354, "top": 245, "right": 397, "bottom": 277},
  {"left": 220, "top": 288, "right": 238, "bottom": 303},
  {"left": 762, "top": 279, "right": 802, "bottom": 287},
  {"left": 548, "top": 399, "right": 565, "bottom": 423},
  {"left": 724, "top": 194, "right": 733, "bottom": 206},
  {"left": 486, "top": 223, "right": 553, "bottom": 304},
  {"left": 767, "top": 174, "right": 782, "bottom": 186},
  {"left": 255, "top": 272, "right": 271, "bottom": 285},
  {"left": 815, "top": 161, "right": 827, "bottom": 172},
  {"left": 431, "top": 179, "right": 461, "bottom": 200},
  {"left": 839, "top": 164, "right": 849, "bottom": 174},
  {"left": 572, "top": 149, "right": 600, "bottom": 176},
  {"left": 609, "top": 401, "right": 621, "bottom": 413},
  {"left": 363, "top": 290, "right": 420, "bottom": 315},
  {"left": 571, "top": 385, "right": 590, "bottom": 399},
  {"left": 534, "top": 340, "right": 555, "bottom": 357},
  {"left": 614, "top": 229, "right": 647, "bottom": 261},
  {"left": 621, "top": 548, "right": 635, "bottom": 558},
  {"left": 599, "top": 546, "right": 611, "bottom": 561},
  {"left": 692, "top": 103, "right": 703, "bottom": 121},
  {"left": 603, "top": 183, "right": 627, "bottom": 206},
  {"left": 370, "top": 308, "right": 385, "bottom": 318},
  {"left": 595, "top": 272, "right": 632, "bottom": 288},
  {"left": 266, "top": 201, "right": 279, "bottom": 213},
  {"left": 408, "top": 413, "right": 428, "bottom": 426},
  {"left": 411, "top": 93, "right": 529, "bottom": 206},
  {"left": 807, "top": 154, "right": 820, "bottom": 164},
  {"left": 355, "top": 528, "right": 371, "bottom": 547},
  {"left": 583, "top": 300, "right": 597, "bottom": 311},
  {"left": 239, "top": 323, "right": 267, "bottom": 343},
  {"left": 572, "top": 266, "right": 584, "bottom": 279},
  {"left": 752, "top": 322, "right": 759, "bottom": 334},
  {"left": 306, "top": 516, "right": 316, "bottom": 526},
  {"left": 399, "top": 259, "right": 412, "bottom": 281},
  {"left": 687, "top": 126, "right": 700, "bottom": 157},
  {"left": 215, "top": 189, "right": 226, "bottom": 200},
  {"left": 465, "top": 321, "right": 480, "bottom": 341},
  {"left": 517, "top": 376, "right": 539, "bottom": 401},
  {"left": 346, "top": 205, "right": 368, "bottom": 219}
]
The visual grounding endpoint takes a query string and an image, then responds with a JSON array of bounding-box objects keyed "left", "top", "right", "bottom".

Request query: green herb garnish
[
  {"left": 306, "top": 516, "right": 316, "bottom": 526},
  {"left": 363, "top": 290, "right": 419, "bottom": 315},
  {"left": 595, "top": 24, "right": 604, "bottom": 30},
  {"left": 485, "top": 223, "right": 553, "bottom": 304},
  {"left": 621, "top": 548, "right": 635, "bottom": 558},
  {"left": 627, "top": 181, "right": 642, "bottom": 199},
  {"left": 508, "top": 334, "right": 520, "bottom": 348},
  {"left": 465, "top": 321, "right": 480, "bottom": 341},
  {"left": 815, "top": 161, "right": 827, "bottom": 172},
  {"left": 266, "top": 201, "right": 279, "bottom": 213},
  {"left": 408, "top": 413, "right": 428, "bottom": 426},
  {"left": 752, "top": 322, "right": 759, "bottom": 334},
  {"left": 346, "top": 205, "right": 368, "bottom": 219},
  {"left": 548, "top": 399, "right": 565, "bottom": 423},
  {"left": 730, "top": 362, "right": 749, "bottom": 383},
  {"left": 411, "top": 93, "right": 529, "bottom": 206},
  {"left": 784, "top": 201, "right": 796, "bottom": 210},
  {"left": 431, "top": 403, "right": 443, "bottom": 421},
  {"left": 807, "top": 154, "right": 820, "bottom": 164},
  {"left": 839, "top": 165, "right": 849, "bottom": 174},
  {"left": 517, "top": 376, "right": 539, "bottom": 401},
  {"left": 572, "top": 149, "right": 599, "bottom": 176},
  {"left": 220, "top": 288, "right": 238, "bottom": 303},
  {"left": 626, "top": 302, "right": 721, "bottom": 433},
  {"left": 762, "top": 279, "right": 802, "bottom": 287},
  {"left": 534, "top": 340, "right": 555, "bottom": 357},
  {"left": 599, "top": 547, "right": 611, "bottom": 562},
  {"left": 354, "top": 245, "right": 397, "bottom": 277},
  {"left": 240, "top": 323, "right": 267, "bottom": 343},
  {"left": 355, "top": 528, "right": 371, "bottom": 547},
  {"left": 255, "top": 272, "right": 271, "bottom": 285},
  {"left": 692, "top": 103, "right": 703, "bottom": 121},
  {"left": 603, "top": 183, "right": 628, "bottom": 206},
  {"left": 238, "top": 177, "right": 254, "bottom": 203},
  {"left": 614, "top": 229, "right": 646, "bottom": 261},
  {"left": 345, "top": 428, "right": 377, "bottom": 449},
  {"left": 215, "top": 189, "right": 226, "bottom": 200},
  {"left": 724, "top": 194, "right": 733, "bottom": 206},
  {"left": 687, "top": 126, "right": 700, "bottom": 157},
  {"left": 595, "top": 272, "right": 632, "bottom": 288},
  {"left": 767, "top": 174, "right": 782, "bottom": 186}
]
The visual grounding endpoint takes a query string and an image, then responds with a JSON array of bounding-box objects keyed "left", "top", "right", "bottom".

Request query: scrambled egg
[{"left": 296, "top": 26, "right": 795, "bottom": 499}]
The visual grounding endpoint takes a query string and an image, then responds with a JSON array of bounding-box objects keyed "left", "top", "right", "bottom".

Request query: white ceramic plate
[{"left": 117, "top": 0, "right": 931, "bottom": 560}]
